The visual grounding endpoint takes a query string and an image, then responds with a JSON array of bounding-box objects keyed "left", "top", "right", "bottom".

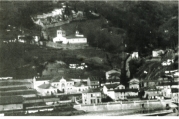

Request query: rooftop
[
  {"left": 36, "top": 76, "right": 53, "bottom": 81},
  {"left": 104, "top": 84, "right": 120, "bottom": 89},
  {"left": 0, "top": 96, "right": 24, "bottom": 105},
  {"left": 89, "top": 76, "right": 100, "bottom": 81},
  {"left": 74, "top": 81, "right": 88, "bottom": 87},
  {"left": 0, "top": 89, "right": 37, "bottom": 96},
  {"left": 0, "top": 81, "right": 31, "bottom": 86},
  {"left": 114, "top": 89, "right": 138, "bottom": 92},
  {"left": 38, "top": 83, "right": 51, "bottom": 89},
  {"left": 0, "top": 86, "right": 28, "bottom": 92},
  {"left": 84, "top": 88, "right": 101, "bottom": 93},
  {"left": 157, "top": 82, "right": 179, "bottom": 86},
  {"left": 171, "top": 88, "right": 179, "bottom": 93},
  {"left": 65, "top": 34, "right": 86, "bottom": 39}
]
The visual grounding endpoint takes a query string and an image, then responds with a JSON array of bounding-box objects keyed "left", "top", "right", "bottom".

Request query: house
[
  {"left": 152, "top": 49, "right": 164, "bottom": 57},
  {"left": 102, "top": 84, "right": 125, "bottom": 100},
  {"left": 156, "top": 82, "right": 179, "bottom": 98},
  {"left": 141, "top": 80, "right": 160, "bottom": 88},
  {"left": 82, "top": 88, "right": 101, "bottom": 105},
  {"left": 131, "top": 52, "right": 139, "bottom": 59},
  {"left": 0, "top": 96, "right": 23, "bottom": 111},
  {"left": 114, "top": 89, "right": 139, "bottom": 100},
  {"left": 103, "top": 84, "right": 125, "bottom": 92},
  {"left": 129, "top": 78, "right": 140, "bottom": 89},
  {"left": 87, "top": 77, "right": 100, "bottom": 89},
  {"left": 18, "top": 35, "right": 26, "bottom": 43},
  {"left": 156, "top": 82, "right": 179, "bottom": 89},
  {"left": 53, "top": 28, "right": 87, "bottom": 44},
  {"left": 143, "top": 89, "right": 163, "bottom": 100},
  {"left": 171, "top": 88, "right": 179, "bottom": 103}
]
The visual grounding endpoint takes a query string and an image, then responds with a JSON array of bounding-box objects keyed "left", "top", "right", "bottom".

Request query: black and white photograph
[{"left": 0, "top": 0, "right": 178, "bottom": 116}]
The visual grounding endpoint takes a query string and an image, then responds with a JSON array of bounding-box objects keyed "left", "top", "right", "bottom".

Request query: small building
[
  {"left": 171, "top": 88, "right": 179, "bottom": 103},
  {"left": 18, "top": 35, "right": 26, "bottom": 43},
  {"left": 143, "top": 89, "right": 162, "bottom": 100},
  {"left": 129, "top": 78, "right": 140, "bottom": 89},
  {"left": 102, "top": 84, "right": 125, "bottom": 100},
  {"left": 114, "top": 89, "right": 139, "bottom": 100},
  {"left": 152, "top": 49, "right": 164, "bottom": 57},
  {"left": 87, "top": 77, "right": 100, "bottom": 89},
  {"left": 0, "top": 96, "right": 23, "bottom": 111},
  {"left": 73, "top": 81, "right": 89, "bottom": 93},
  {"left": 82, "top": 88, "right": 101, "bottom": 105},
  {"left": 131, "top": 52, "right": 139, "bottom": 59},
  {"left": 156, "top": 82, "right": 179, "bottom": 89},
  {"left": 53, "top": 29, "right": 87, "bottom": 44}
]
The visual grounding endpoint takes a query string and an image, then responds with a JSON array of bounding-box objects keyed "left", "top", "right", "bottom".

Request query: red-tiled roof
[
  {"left": 105, "top": 84, "right": 120, "bottom": 89},
  {"left": 114, "top": 89, "right": 138, "bottom": 92},
  {"left": 0, "top": 81, "right": 31, "bottom": 86},
  {"left": 74, "top": 81, "right": 88, "bottom": 87}
]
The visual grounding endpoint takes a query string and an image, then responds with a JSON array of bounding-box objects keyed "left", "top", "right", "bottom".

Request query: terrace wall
[{"left": 46, "top": 41, "right": 88, "bottom": 50}]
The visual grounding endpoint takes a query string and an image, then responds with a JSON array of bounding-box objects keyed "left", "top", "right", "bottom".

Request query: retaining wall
[{"left": 74, "top": 100, "right": 165, "bottom": 112}]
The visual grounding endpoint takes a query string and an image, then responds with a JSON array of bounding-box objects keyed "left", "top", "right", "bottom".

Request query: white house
[
  {"left": 129, "top": 78, "right": 140, "bottom": 89},
  {"left": 131, "top": 52, "right": 139, "bottom": 59},
  {"left": 102, "top": 84, "right": 125, "bottom": 100},
  {"left": 33, "top": 76, "right": 94, "bottom": 96},
  {"left": 171, "top": 88, "right": 179, "bottom": 103},
  {"left": 53, "top": 29, "right": 87, "bottom": 44}
]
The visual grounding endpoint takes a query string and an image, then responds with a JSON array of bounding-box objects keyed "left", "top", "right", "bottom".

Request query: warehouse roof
[{"left": 0, "top": 96, "right": 24, "bottom": 105}]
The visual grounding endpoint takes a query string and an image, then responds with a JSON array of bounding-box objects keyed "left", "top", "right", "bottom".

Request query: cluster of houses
[{"left": 31, "top": 2, "right": 85, "bottom": 27}]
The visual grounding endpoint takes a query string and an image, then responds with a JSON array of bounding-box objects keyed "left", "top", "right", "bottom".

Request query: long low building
[
  {"left": 0, "top": 89, "right": 37, "bottom": 98},
  {"left": 0, "top": 96, "right": 24, "bottom": 111}
]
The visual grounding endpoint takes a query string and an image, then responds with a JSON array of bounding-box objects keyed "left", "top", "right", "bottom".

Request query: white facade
[
  {"left": 152, "top": 50, "right": 164, "bottom": 57},
  {"left": 53, "top": 29, "right": 87, "bottom": 44},
  {"left": 33, "top": 77, "right": 92, "bottom": 95},
  {"left": 129, "top": 78, "right": 139, "bottom": 89},
  {"left": 132, "top": 52, "right": 139, "bottom": 59}
]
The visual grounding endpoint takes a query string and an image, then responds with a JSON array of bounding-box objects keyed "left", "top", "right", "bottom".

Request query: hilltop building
[{"left": 53, "top": 28, "right": 87, "bottom": 44}]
